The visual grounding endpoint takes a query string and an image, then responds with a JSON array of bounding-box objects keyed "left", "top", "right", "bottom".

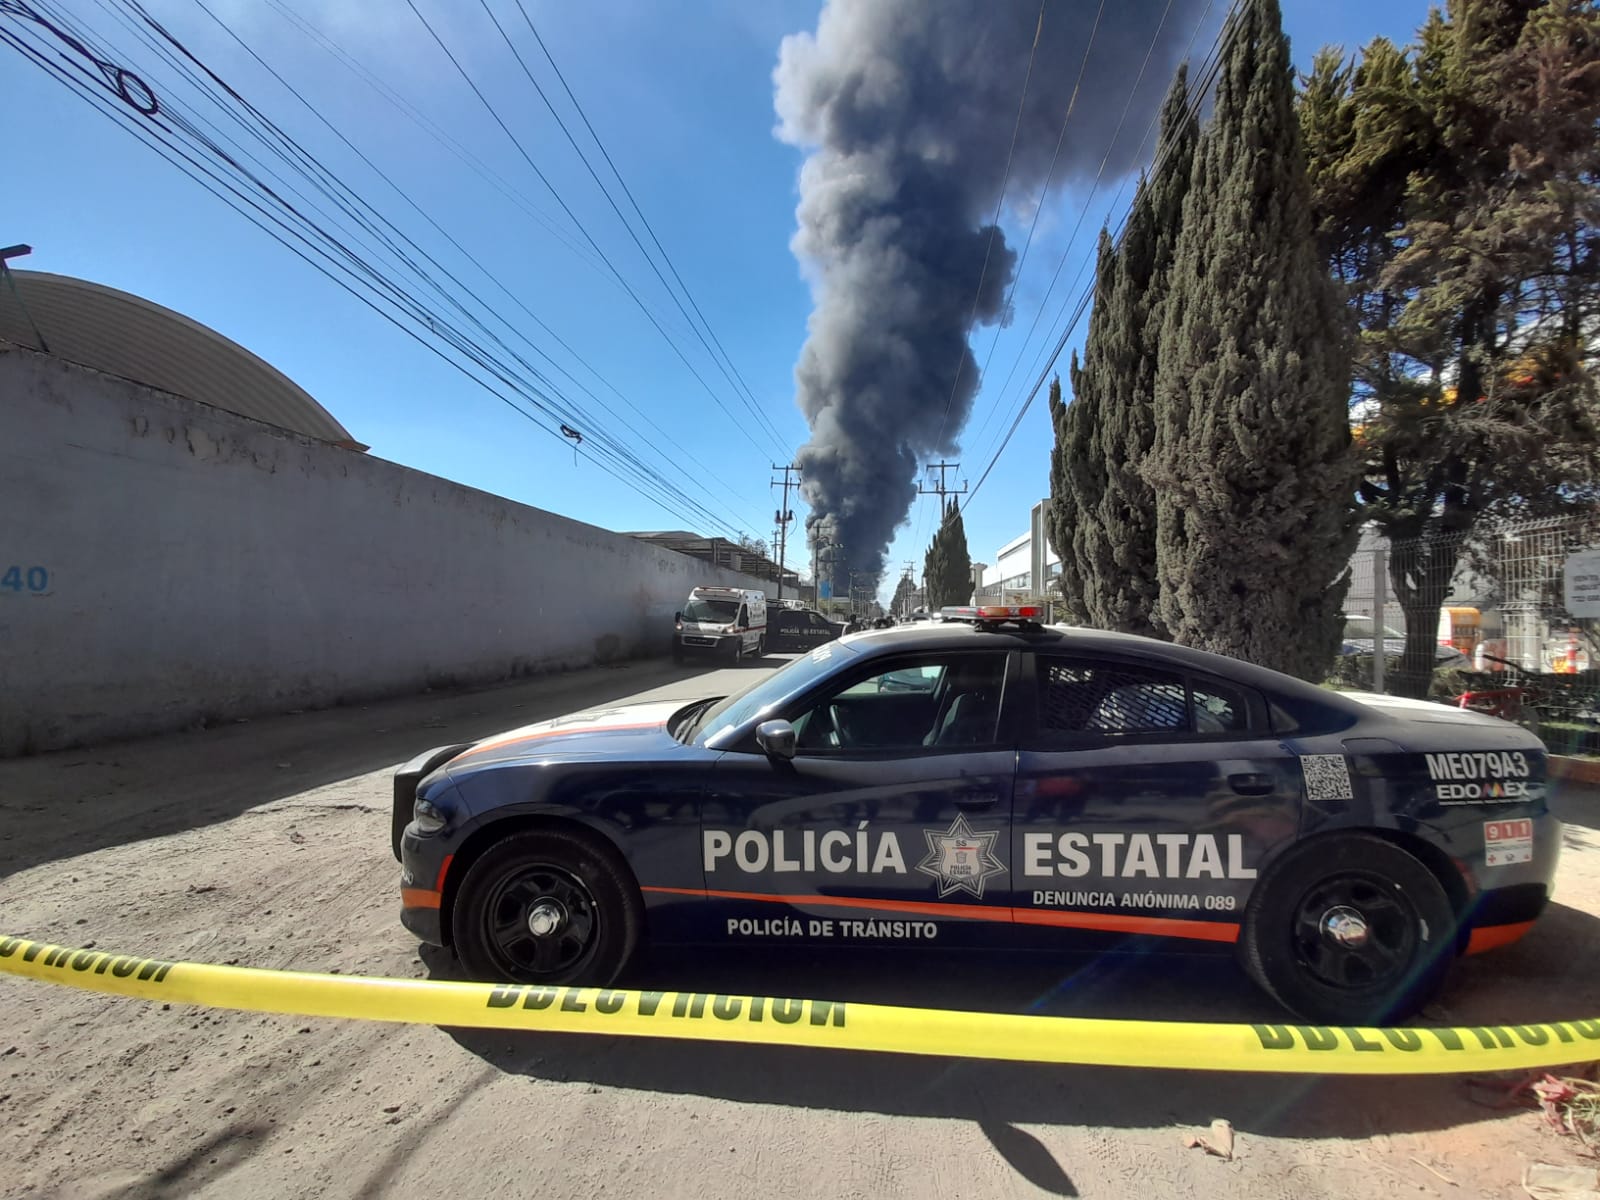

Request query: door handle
[
  {"left": 955, "top": 791, "right": 1000, "bottom": 810},
  {"left": 1228, "top": 773, "right": 1274, "bottom": 797}
]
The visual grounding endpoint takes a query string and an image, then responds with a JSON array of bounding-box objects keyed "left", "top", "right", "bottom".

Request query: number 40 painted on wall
[{"left": 1, "top": 566, "right": 50, "bottom": 593}]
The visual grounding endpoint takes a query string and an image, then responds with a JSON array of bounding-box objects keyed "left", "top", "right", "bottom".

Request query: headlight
[{"left": 413, "top": 796, "right": 446, "bottom": 834}]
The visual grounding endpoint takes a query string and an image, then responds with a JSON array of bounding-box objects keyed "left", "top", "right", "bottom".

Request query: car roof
[{"left": 836, "top": 620, "right": 1366, "bottom": 725}]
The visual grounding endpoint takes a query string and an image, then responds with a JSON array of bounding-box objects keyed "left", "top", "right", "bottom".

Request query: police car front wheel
[
  {"left": 452, "top": 830, "right": 642, "bottom": 986},
  {"left": 1241, "top": 835, "right": 1455, "bottom": 1025}
]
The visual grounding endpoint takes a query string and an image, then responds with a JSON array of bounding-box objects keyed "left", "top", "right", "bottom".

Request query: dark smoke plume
[{"left": 775, "top": 0, "right": 1206, "bottom": 591}]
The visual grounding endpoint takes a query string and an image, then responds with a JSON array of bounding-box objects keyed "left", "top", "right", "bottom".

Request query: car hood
[{"left": 444, "top": 699, "right": 693, "bottom": 769}]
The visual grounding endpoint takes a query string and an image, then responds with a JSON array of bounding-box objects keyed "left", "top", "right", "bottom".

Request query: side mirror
[
  {"left": 755, "top": 719, "right": 797, "bottom": 761},
  {"left": 673, "top": 611, "right": 682, "bottom": 622}
]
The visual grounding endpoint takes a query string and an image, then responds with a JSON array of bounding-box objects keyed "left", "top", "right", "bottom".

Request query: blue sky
[{"left": 5, "top": 0, "right": 1433, "bottom": 602}]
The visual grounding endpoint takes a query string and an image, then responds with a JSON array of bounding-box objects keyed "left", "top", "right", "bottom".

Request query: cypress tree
[
  {"left": 1147, "top": 0, "right": 1358, "bottom": 680},
  {"left": 923, "top": 499, "right": 974, "bottom": 609},
  {"left": 1093, "top": 67, "right": 1197, "bottom": 638},
  {"left": 1064, "top": 232, "right": 1123, "bottom": 629},
  {"left": 1045, "top": 374, "right": 1094, "bottom": 623}
]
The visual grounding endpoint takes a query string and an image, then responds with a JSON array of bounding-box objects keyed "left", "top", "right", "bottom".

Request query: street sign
[
  {"left": 819, "top": 581, "right": 831, "bottom": 600},
  {"left": 1563, "top": 548, "right": 1600, "bottom": 618}
]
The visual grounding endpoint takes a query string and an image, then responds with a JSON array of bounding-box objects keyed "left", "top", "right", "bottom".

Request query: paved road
[{"left": 3, "top": 657, "right": 1599, "bottom": 1199}]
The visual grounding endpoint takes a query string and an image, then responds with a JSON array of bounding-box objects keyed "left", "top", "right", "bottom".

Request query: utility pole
[
  {"left": 770, "top": 462, "right": 801, "bottom": 602},
  {"left": 918, "top": 461, "right": 968, "bottom": 505}
]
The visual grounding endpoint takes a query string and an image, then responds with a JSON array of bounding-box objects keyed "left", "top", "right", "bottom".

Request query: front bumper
[
  {"left": 676, "top": 633, "right": 736, "bottom": 654},
  {"left": 399, "top": 826, "right": 450, "bottom": 946}
]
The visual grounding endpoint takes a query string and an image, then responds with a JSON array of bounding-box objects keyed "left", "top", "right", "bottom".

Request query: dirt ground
[{"left": 3, "top": 657, "right": 1599, "bottom": 1200}]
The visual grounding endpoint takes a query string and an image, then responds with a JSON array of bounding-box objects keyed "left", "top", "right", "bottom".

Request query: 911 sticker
[{"left": 1484, "top": 818, "right": 1533, "bottom": 866}]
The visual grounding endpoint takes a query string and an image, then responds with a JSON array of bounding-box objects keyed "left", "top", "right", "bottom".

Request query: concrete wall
[{"left": 0, "top": 344, "right": 773, "bottom": 756}]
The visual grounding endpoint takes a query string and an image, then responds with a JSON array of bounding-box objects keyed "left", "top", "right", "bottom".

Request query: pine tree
[
  {"left": 1302, "top": 0, "right": 1600, "bottom": 695},
  {"left": 923, "top": 499, "right": 974, "bottom": 609},
  {"left": 1147, "top": 0, "right": 1359, "bottom": 680},
  {"left": 1093, "top": 67, "right": 1197, "bottom": 638}
]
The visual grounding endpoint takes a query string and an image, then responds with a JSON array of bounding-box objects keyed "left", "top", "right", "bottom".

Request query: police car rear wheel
[
  {"left": 1242, "top": 835, "right": 1454, "bottom": 1024},
  {"left": 453, "top": 831, "right": 641, "bottom": 986}
]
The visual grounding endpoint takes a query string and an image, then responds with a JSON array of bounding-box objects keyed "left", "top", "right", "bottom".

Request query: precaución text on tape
[{"left": 3, "top": 934, "right": 1598, "bottom": 1075}]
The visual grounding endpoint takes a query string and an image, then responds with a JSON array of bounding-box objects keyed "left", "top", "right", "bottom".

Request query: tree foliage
[
  {"left": 1045, "top": 374, "right": 1093, "bottom": 623},
  {"left": 1091, "top": 67, "right": 1197, "bottom": 637},
  {"left": 923, "top": 499, "right": 974, "bottom": 610},
  {"left": 1045, "top": 68, "right": 1200, "bottom": 636},
  {"left": 1302, "top": 0, "right": 1600, "bottom": 694},
  {"left": 890, "top": 572, "right": 917, "bottom": 616},
  {"left": 1147, "top": 0, "right": 1359, "bottom": 681}
]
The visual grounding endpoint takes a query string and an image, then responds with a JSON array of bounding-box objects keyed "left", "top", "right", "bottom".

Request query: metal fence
[{"left": 1339, "top": 512, "right": 1600, "bottom": 744}]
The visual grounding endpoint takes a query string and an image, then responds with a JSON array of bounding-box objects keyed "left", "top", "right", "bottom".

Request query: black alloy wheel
[
  {"left": 452, "top": 830, "right": 641, "bottom": 985},
  {"left": 1241, "top": 834, "right": 1456, "bottom": 1024}
]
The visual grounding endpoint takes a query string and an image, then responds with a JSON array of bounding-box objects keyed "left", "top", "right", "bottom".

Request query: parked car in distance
[{"left": 1340, "top": 614, "right": 1470, "bottom": 670}]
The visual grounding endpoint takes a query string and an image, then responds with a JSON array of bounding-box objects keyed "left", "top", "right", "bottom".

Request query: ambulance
[{"left": 672, "top": 586, "right": 768, "bottom": 663}]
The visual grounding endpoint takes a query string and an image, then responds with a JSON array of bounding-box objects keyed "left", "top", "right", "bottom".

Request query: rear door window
[{"left": 1034, "top": 656, "right": 1262, "bottom": 744}]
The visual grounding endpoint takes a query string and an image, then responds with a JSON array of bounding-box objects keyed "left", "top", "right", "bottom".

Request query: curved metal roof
[{"left": 0, "top": 270, "right": 365, "bottom": 449}]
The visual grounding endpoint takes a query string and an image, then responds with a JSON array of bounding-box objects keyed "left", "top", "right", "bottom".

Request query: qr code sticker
[{"left": 1300, "top": 754, "right": 1354, "bottom": 801}]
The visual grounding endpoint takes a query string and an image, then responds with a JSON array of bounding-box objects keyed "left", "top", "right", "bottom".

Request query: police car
[{"left": 393, "top": 606, "right": 1558, "bottom": 1023}]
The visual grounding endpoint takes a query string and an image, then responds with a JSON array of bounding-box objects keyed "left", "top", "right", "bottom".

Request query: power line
[
  {"left": 930, "top": 0, "right": 1048, "bottom": 449},
  {"left": 2, "top": 0, "right": 758, "bottom": 537},
  {"left": 959, "top": 0, "right": 1111, "bottom": 460},
  {"left": 966, "top": 0, "right": 1190, "bottom": 469},
  {"left": 501, "top": 0, "right": 790, "bottom": 453},
  {"left": 401, "top": 0, "right": 786, "bottom": 463},
  {"left": 961, "top": 1, "right": 1239, "bottom": 511},
  {"left": 256, "top": 0, "right": 622, "bottom": 291},
  {"left": 91, "top": 0, "right": 752, "bottom": 535},
  {"left": 186, "top": 0, "right": 765, "bottom": 530}
]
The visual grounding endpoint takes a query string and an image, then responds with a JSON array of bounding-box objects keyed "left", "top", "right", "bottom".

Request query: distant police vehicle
[
  {"left": 673, "top": 586, "right": 767, "bottom": 663},
  {"left": 394, "top": 605, "right": 1558, "bottom": 1022},
  {"left": 769, "top": 607, "right": 844, "bottom": 653}
]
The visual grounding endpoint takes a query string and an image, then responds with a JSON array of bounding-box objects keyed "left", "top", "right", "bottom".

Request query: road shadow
[
  {"left": 0, "top": 658, "right": 738, "bottom": 880},
  {"left": 435, "top": 905, "right": 1600, "bottom": 1143},
  {"left": 1552, "top": 779, "right": 1600, "bottom": 831}
]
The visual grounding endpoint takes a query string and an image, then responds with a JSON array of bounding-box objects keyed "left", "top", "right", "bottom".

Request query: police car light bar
[{"left": 940, "top": 605, "right": 1043, "bottom": 622}]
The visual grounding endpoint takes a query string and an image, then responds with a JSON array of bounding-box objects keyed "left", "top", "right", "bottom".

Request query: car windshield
[
  {"left": 683, "top": 597, "right": 739, "bottom": 622},
  {"left": 687, "top": 642, "right": 857, "bottom": 745}
]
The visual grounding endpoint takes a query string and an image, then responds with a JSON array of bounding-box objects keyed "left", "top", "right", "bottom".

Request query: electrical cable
[
  {"left": 185, "top": 0, "right": 763, "bottom": 526},
  {"left": 489, "top": 0, "right": 788, "bottom": 453},
  {"left": 1, "top": 1, "right": 758, "bottom": 536},
  {"left": 401, "top": 0, "right": 788, "bottom": 463},
  {"left": 960, "top": 1, "right": 1240, "bottom": 511}
]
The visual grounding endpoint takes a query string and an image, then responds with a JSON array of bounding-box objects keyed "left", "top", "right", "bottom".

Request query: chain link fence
[{"left": 1336, "top": 512, "right": 1600, "bottom": 752}]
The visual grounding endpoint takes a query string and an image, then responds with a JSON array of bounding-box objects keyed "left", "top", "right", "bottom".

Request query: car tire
[
  {"left": 1240, "top": 834, "right": 1456, "bottom": 1024},
  {"left": 451, "top": 829, "right": 641, "bottom": 986}
]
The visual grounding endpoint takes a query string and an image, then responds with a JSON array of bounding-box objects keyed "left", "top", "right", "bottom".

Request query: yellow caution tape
[{"left": 3, "top": 934, "right": 1598, "bottom": 1074}]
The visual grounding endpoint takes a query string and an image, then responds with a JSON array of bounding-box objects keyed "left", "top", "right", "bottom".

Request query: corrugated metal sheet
[{"left": 0, "top": 270, "right": 365, "bottom": 449}]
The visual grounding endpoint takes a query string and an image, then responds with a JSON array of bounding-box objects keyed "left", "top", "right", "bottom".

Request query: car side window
[
  {"left": 1037, "top": 658, "right": 1259, "bottom": 739},
  {"left": 791, "top": 653, "right": 1008, "bottom": 753},
  {"left": 1191, "top": 680, "right": 1252, "bottom": 733},
  {"left": 1041, "top": 661, "right": 1186, "bottom": 734}
]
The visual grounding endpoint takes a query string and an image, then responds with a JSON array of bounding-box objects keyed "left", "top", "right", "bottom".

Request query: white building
[{"left": 979, "top": 500, "right": 1059, "bottom": 601}]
